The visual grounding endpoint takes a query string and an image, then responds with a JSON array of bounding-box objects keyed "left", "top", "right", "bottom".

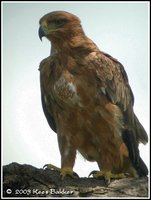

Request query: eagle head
[{"left": 38, "top": 11, "right": 82, "bottom": 41}]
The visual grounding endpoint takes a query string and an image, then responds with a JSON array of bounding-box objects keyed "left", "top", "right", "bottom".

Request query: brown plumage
[{"left": 38, "top": 11, "right": 148, "bottom": 180}]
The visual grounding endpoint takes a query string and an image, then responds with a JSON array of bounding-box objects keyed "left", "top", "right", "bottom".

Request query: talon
[
  {"left": 60, "top": 167, "right": 79, "bottom": 179},
  {"left": 43, "top": 164, "right": 79, "bottom": 179},
  {"left": 89, "top": 170, "right": 110, "bottom": 180},
  {"left": 88, "top": 170, "right": 126, "bottom": 182},
  {"left": 88, "top": 170, "right": 98, "bottom": 178},
  {"left": 43, "top": 164, "right": 60, "bottom": 171}
]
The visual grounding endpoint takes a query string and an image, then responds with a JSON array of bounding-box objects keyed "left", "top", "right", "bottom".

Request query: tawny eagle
[{"left": 38, "top": 11, "right": 148, "bottom": 181}]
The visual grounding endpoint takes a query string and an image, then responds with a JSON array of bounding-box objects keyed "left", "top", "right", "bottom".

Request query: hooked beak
[{"left": 38, "top": 26, "right": 46, "bottom": 41}]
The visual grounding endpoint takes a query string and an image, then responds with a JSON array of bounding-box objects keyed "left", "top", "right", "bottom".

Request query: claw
[
  {"left": 89, "top": 170, "right": 126, "bottom": 183},
  {"left": 88, "top": 170, "right": 98, "bottom": 178},
  {"left": 60, "top": 167, "right": 79, "bottom": 179},
  {"left": 43, "top": 164, "right": 79, "bottom": 179},
  {"left": 43, "top": 164, "right": 60, "bottom": 171}
]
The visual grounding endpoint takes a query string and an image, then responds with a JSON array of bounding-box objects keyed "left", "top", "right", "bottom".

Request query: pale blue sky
[{"left": 2, "top": 1, "right": 149, "bottom": 177}]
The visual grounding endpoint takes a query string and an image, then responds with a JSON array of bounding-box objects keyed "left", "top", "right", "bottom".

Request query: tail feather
[
  {"left": 134, "top": 114, "right": 148, "bottom": 144},
  {"left": 122, "top": 130, "right": 148, "bottom": 177},
  {"left": 136, "top": 157, "right": 148, "bottom": 177}
]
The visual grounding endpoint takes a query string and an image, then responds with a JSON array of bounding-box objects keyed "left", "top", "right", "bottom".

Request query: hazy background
[{"left": 2, "top": 2, "right": 149, "bottom": 177}]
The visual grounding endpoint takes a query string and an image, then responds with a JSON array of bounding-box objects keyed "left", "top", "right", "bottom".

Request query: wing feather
[
  {"left": 41, "top": 94, "right": 57, "bottom": 133},
  {"left": 39, "top": 56, "right": 57, "bottom": 133},
  {"left": 101, "top": 52, "right": 134, "bottom": 111}
]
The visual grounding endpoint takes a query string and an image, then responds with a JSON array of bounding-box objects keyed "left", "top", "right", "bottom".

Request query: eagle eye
[{"left": 55, "top": 19, "right": 67, "bottom": 27}]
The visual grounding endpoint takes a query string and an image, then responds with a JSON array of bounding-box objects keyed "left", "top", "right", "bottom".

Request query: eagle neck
[{"left": 50, "top": 34, "right": 98, "bottom": 56}]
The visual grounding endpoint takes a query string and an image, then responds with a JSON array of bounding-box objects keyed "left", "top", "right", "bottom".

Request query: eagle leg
[
  {"left": 43, "top": 164, "right": 79, "bottom": 179},
  {"left": 89, "top": 170, "right": 126, "bottom": 183}
]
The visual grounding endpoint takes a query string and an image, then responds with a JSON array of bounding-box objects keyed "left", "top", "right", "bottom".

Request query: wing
[
  {"left": 41, "top": 94, "right": 57, "bottom": 133},
  {"left": 39, "top": 56, "right": 57, "bottom": 133},
  {"left": 95, "top": 51, "right": 134, "bottom": 111},
  {"left": 100, "top": 52, "right": 147, "bottom": 140},
  {"left": 91, "top": 51, "right": 148, "bottom": 174}
]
